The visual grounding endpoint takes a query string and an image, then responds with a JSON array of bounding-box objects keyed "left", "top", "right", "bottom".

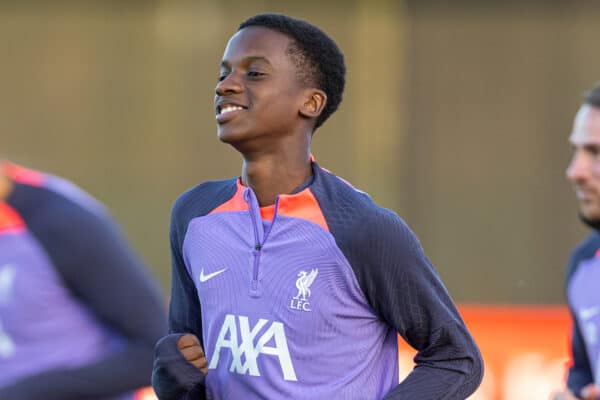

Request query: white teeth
[{"left": 220, "top": 105, "right": 244, "bottom": 115}]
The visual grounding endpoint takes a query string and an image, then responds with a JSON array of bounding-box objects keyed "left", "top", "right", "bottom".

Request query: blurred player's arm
[
  {"left": 566, "top": 320, "right": 596, "bottom": 398},
  {"left": 152, "top": 199, "right": 206, "bottom": 400},
  {"left": 356, "top": 212, "right": 483, "bottom": 399},
  {"left": 0, "top": 198, "right": 168, "bottom": 399}
]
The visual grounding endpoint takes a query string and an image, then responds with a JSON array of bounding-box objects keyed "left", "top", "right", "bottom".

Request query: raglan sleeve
[
  {"left": 152, "top": 197, "right": 206, "bottom": 400},
  {"left": 0, "top": 195, "right": 168, "bottom": 400},
  {"left": 356, "top": 211, "right": 483, "bottom": 399}
]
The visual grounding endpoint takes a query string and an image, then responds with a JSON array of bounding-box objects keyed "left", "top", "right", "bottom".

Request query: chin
[
  {"left": 217, "top": 126, "right": 262, "bottom": 149},
  {"left": 217, "top": 127, "right": 244, "bottom": 144}
]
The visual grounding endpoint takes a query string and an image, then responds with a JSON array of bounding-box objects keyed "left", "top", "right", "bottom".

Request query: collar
[{"left": 210, "top": 162, "right": 328, "bottom": 231}]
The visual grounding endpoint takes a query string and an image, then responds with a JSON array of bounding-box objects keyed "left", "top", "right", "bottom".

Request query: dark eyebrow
[
  {"left": 220, "top": 56, "right": 272, "bottom": 69},
  {"left": 245, "top": 56, "right": 272, "bottom": 66}
]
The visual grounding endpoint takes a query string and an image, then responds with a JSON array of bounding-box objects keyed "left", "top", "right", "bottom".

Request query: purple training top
[
  {"left": 566, "top": 232, "right": 600, "bottom": 394},
  {"left": 153, "top": 162, "right": 483, "bottom": 400}
]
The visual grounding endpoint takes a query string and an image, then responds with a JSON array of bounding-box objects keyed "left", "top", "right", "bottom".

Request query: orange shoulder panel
[
  {"left": 0, "top": 202, "right": 25, "bottom": 233},
  {"left": 4, "top": 162, "right": 45, "bottom": 186},
  {"left": 277, "top": 189, "right": 329, "bottom": 232},
  {"left": 209, "top": 181, "right": 248, "bottom": 214}
]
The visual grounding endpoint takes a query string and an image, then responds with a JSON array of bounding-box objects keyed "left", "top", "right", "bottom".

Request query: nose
[
  {"left": 566, "top": 150, "right": 589, "bottom": 182},
  {"left": 215, "top": 72, "right": 242, "bottom": 96}
]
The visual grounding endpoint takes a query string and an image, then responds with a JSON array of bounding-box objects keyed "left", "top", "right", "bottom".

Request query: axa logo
[
  {"left": 209, "top": 314, "right": 297, "bottom": 381},
  {"left": 290, "top": 268, "right": 318, "bottom": 312}
]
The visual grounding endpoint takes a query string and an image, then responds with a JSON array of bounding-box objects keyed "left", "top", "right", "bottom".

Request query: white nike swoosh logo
[
  {"left": 199, "top": 268, "right": 228, "bottom": 283},
  {"left": 580, "top": 306, "right": 600, "bottom": 321}
]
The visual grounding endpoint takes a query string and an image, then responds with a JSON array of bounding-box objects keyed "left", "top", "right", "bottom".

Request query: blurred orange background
[{"left": 400, "top": 305, "right": 571, "bottom": 400}]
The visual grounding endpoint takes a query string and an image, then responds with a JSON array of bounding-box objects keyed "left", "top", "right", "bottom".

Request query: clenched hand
[{"left": 177, "top": 334, "right": 208, "bottom": 375}]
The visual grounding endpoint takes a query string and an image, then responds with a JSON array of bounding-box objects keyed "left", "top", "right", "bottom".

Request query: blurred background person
[
  {"left": 551, "top": 84, "right": 600, "bottom": 400},
  {"left": 0, "top": 161, "right": 167, "bottom": 400}
]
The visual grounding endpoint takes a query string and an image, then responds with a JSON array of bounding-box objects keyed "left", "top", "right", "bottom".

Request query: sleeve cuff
[{"left": 155, "top": 333, "right": 206, "bottom": 391}]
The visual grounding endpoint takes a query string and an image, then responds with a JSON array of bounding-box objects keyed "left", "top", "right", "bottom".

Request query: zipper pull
[{"left": 254, "top": 244, "right": 262, "bottom": 251}]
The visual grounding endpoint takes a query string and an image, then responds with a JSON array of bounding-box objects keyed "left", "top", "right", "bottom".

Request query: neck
[{"left": 241, "top": 148, "right": 312, "bottom": 207}]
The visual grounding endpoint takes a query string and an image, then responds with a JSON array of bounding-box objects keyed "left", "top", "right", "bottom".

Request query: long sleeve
[
  {"left": 567, "top": 321, "right": 594, "bottom": 397},
  {"left": 320, "top": 197, "right": 483, "bottom": 399},
  {"left": 151, "top": 235, "right": 206, "bottom": 400},
  {"left": 310, "top": 167, "right": 484, "bottom": 399},
  {"left": 152, "top": 193, "right": 213, "bottom": 400},
  {"left": 364, "top": 213, "right": 483, "bottom": 399}
]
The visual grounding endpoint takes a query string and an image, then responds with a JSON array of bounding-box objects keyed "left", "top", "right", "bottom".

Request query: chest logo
[
  {"left": 290, "top": 268, "right": 318, "bottom": 312},
  {"left": 209, "top": 314, "right": 297, "bottom": 381},
  {"left": 199, "top": 267, "right": 228, "bottom": 283}
]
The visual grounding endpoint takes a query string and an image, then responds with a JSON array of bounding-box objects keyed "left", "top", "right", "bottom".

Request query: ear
[{"left": 299, "top": 89, "right": 327, "bottom": 120}]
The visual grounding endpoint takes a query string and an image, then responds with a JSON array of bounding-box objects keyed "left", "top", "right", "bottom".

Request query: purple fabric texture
[{"left": 183, "top": 200, "right": 398, "bottom": 399}]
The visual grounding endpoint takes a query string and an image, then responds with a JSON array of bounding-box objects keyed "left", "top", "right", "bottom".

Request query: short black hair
[
  {"left": 239, "top": 13, "right": 346, "bottom": 130},
  {"left": 584, "top": 83, "right": 600, "bottom": 108}
]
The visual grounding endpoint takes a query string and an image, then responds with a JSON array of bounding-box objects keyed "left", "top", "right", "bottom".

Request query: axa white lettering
[{"left": 209, "top": 314, "right": 297, "bottom": 381}]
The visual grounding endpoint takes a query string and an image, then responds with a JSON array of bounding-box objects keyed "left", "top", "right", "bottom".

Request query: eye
[
  {"left": 247, "top": 71, "right": 266, "bottom": 79},
  {"left": 217, "top": 69, "right": 230, "bottom": 82},
  {"left": 584, "top": 144, "right": 600, "bottom": 158}
]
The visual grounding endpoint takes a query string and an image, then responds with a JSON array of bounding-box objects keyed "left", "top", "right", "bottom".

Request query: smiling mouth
[
  {"left": 576, "top": 187, "right": 597, "bottom": 200},
  {"left": 217, "top": 104, "right": 246, "bottom": 115}
]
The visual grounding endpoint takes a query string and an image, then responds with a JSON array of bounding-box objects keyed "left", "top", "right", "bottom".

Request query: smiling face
[
  {"left": 566, "top": 105, "right": 600, "bottom": 222},
  {"left": 214, "top": 26, "right": 310, "bottom": 150}
]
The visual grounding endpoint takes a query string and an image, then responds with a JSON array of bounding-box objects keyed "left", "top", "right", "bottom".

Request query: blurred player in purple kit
[
  {"left": 552, "top": 84, "right": 600, "bottom": 400},
  {"left": 0, "top": 161, "right": 167, "bottom": 399},
  {"left": 152, "top": 13, "right": 483, "bottom": 400}
]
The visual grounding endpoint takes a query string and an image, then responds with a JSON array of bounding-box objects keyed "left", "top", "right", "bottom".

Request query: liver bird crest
[{"left": 293, "top": 269, "right": 318, "bottom": 301}]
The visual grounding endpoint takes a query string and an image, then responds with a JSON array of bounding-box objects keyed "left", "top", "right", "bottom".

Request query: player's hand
[
  {"left": 580, "top": 383, "right": 600, "bottom": 400},
  {"left": 177, "top": 333, "right": 208, "bottom": 375}
]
